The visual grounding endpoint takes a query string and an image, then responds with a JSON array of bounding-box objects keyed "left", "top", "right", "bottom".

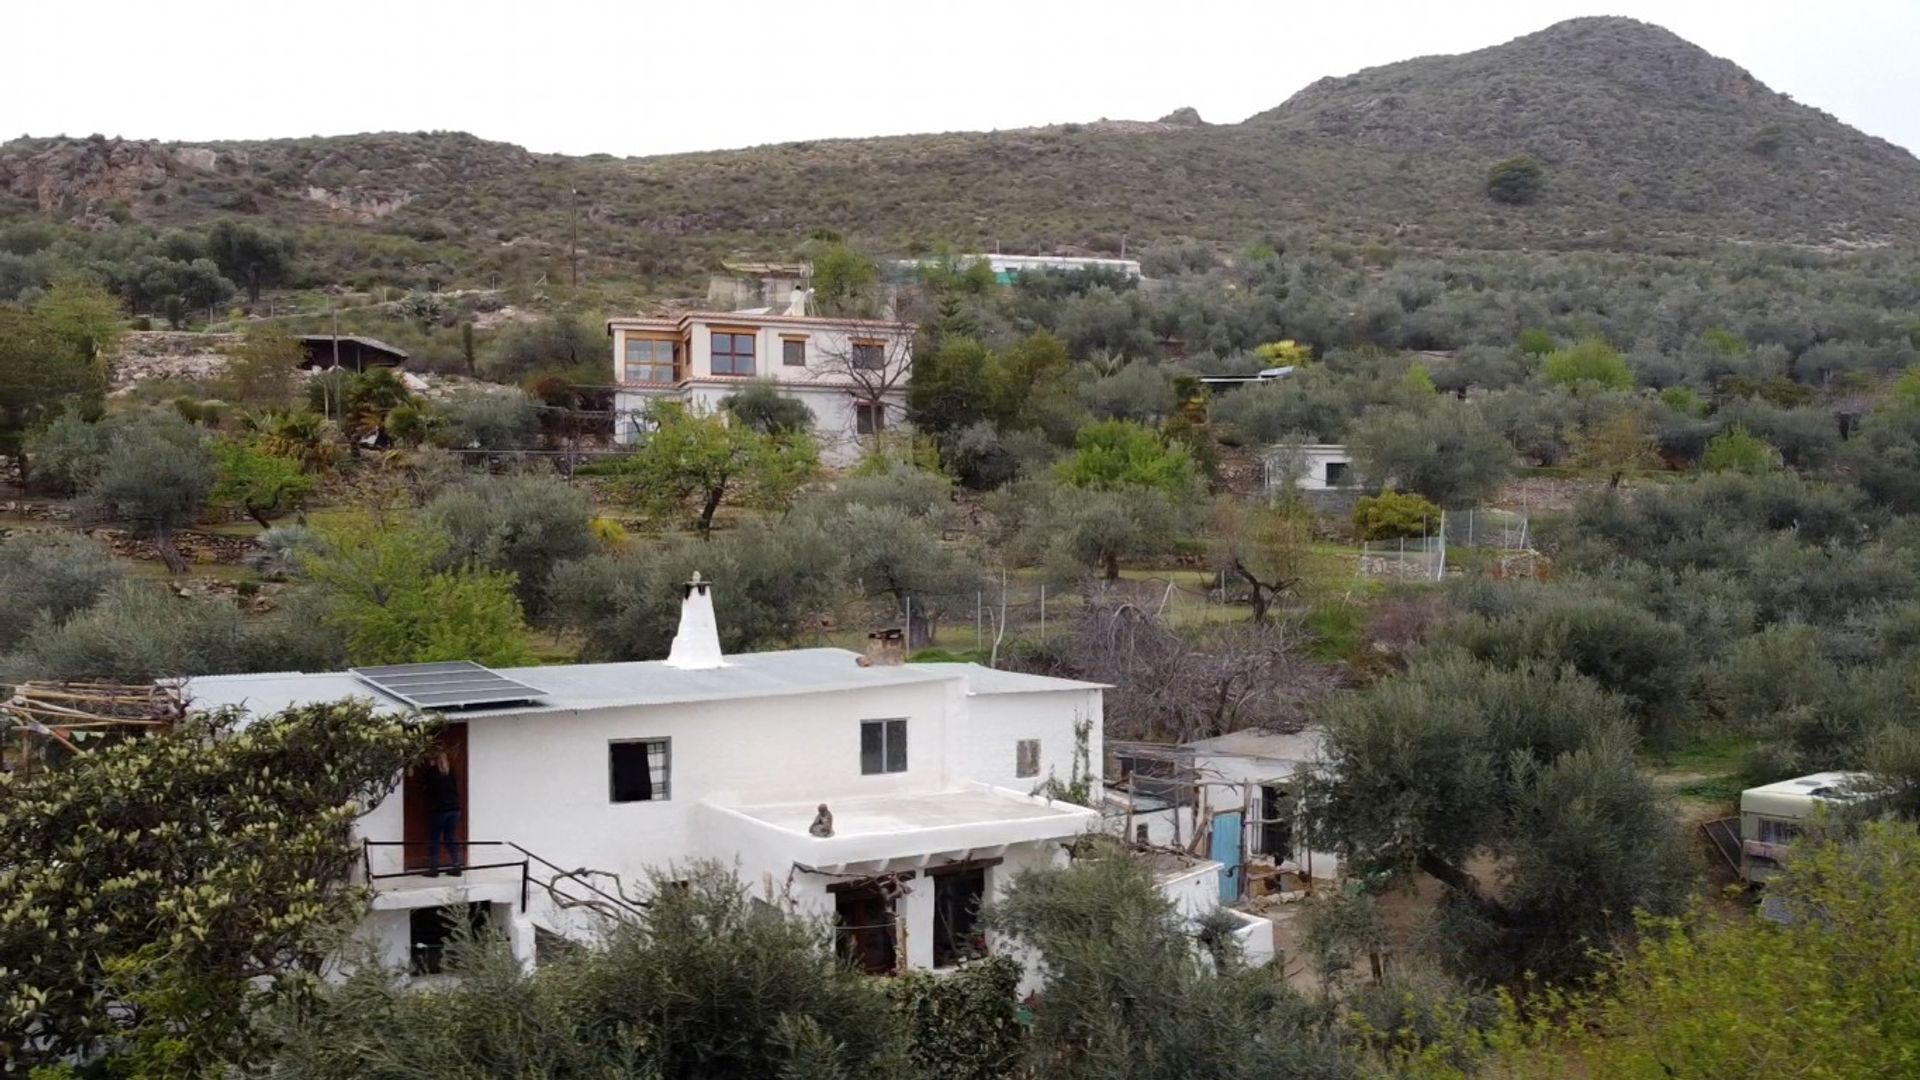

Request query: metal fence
[
  {"left": 1358, "top": 509, "right": 1532, "bottom": 582},
  {"left": 846, "top": 577, "right": 1237, "bottom": 655}
]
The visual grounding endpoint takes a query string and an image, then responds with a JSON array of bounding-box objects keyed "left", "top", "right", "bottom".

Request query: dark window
[
  {"left": 624, "top": 337, "right": 677, "bottom": 384},
  {"left": 1259, "top": 784, "right": 1293, "bottom": 860},
  {"left": 1015, "top": 739, "right": 1040, "bottom": 779},
  {"left": 409, "top": 902, "right": 489, "bottom": 975},
  {"left": 860, "top": 719, "right": 907, "bottom": 775},
  {"left": 782, "top": 338, "right": 807, "bottom": 366},
  {"left": 855, "top": 400, "right": 886, "bottom": 435},
  {"left": 932, "top": 868, "right": 987, "bottom": 968},
  {"left": 851, "top": 341, "right": 886, "bottom": 371},
  {"left": 712, "top": 331, "right": 756, "bottom": 376},
  {"left": 1323, "top": 460, "right": 1350, "bottom": 486},
  {"left": 610, "top": 739, "right": 670, "bottom": 802}
]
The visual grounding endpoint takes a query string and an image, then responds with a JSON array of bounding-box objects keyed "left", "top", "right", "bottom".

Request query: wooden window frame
[
  {"left": 850, "top": 338, "right": 889, "bottom": 372},
  {"left": 855, "top": 399, "right": 886, "bottom": 436},
  {"left": 709, "top": 328, "right": 758, "bottom": 377},
  {"left": 780, "top": 335, "right": 809, "bottom": 367},
  {"left": 623, "top": 335, "right": 680, "bottom": 385}
]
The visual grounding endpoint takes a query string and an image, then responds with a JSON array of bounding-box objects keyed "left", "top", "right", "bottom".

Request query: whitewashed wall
[{"left": 954, "top": 689, "right": 1103, "bottom": 796}]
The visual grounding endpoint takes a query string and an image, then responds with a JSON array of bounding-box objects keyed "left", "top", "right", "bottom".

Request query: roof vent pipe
[{"left": 665, "top": 572, "right": 726, "bottom": 670}]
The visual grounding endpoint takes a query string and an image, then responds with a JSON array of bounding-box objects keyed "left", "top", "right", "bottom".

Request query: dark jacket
[{"left": 423, "top": 765, "right": 461, "bottom": 814}]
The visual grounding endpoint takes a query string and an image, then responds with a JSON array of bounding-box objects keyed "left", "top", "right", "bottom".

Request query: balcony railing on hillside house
[{"left": 360, "top": 839, "right": 650, "bottom": 922}]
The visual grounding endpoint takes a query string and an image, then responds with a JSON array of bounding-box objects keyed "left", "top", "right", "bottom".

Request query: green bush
[
  {"left": 1486, "top": 155, "right": 1545, "bottom": 205},
  {"left": 1701, "top": 423, "right": 1781, "bottom": 474},
  {"left": 1543, "top": 339, "right": 1633, "bottom": 391},
  {"left": 884, "top": 956, "right": 1025, "bottom": 1080},
  {"left": 1353, "top": 489, "right": 1442, "bottom": 540}
]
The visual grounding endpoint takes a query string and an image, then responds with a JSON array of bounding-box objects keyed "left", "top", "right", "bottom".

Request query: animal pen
[{"left": 1103, "top": 740, "right": 1320, "bottom": 901}]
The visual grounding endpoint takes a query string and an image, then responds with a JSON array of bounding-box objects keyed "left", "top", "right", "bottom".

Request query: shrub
[
  {"left": 1485, "top": 155, "right": 1545, "bottom": 204},
  {"left": 429, "top": 387, "right": 541, "bottom": 451},
  {"left": 1701, "top": 423, "right": 1781, "bottom": 474},
  {"left": 1543, "top": 339, "right": 1634, "bottom": 391},
  {"left": 884, "top": 957, "right": 1025, "bottom": 1080},
  {"left": 0, "top": 531, "right": 125, "bottom": 650},
  {"left": 1352, "top": 489, "right": 1442, "bottom": 540}
]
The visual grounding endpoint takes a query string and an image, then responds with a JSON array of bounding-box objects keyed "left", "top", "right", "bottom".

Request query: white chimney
[{"left": 665, "top": 571, "right": 726, "bottom": 670}]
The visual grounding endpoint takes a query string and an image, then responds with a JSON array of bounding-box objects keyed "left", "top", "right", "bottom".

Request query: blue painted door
[{"left": 1210, "top": 811, "right": 1244, "bottom": 901}]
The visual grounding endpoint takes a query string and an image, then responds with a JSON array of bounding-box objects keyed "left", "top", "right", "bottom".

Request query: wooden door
[
  {"left": 833, "top": 887, "right": 897, "bottom": 974},
  {"left": 402, "top": 723, "right": 469, "bottom": 871}
]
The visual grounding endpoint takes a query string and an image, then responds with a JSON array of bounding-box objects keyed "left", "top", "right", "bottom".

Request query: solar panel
[{"left": 349, "top": 661, "right": 546, "bottom": 711}]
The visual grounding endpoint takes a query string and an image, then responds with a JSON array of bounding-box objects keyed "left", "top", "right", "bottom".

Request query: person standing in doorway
[{"left": 422, "top": 750, "right": 462, "bottom": 877}]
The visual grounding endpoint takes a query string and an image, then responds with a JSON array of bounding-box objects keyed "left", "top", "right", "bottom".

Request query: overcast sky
[{"left": 5, "top": 1, "right": 1916, "bottom": 158}]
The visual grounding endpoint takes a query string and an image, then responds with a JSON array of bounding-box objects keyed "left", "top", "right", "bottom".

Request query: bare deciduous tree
[
  {"left": 805, "top": 317, "right": 915, "bottom": 440},
  {"left": 1017, "top": 595, "right": 1340, "bottom": 743}
]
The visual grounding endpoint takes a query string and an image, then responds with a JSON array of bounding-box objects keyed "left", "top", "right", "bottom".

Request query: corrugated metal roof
[
  {"left": 907, "top": 662, "right": 1107, "bottom": 695},
  {"left": 1183, "top": 728, "right": 1324, "bottom": 762},
  {"left": 295, "top": 334, "right": 410, "bottom": 360},
  {"left": 183, "top": 648, "right": 1099, "bottom": 721}
]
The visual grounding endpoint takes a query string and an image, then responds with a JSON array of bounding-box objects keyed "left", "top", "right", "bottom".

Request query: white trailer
[{"left": 1737, "top": 772, "right": 1873, "bottom": 883}]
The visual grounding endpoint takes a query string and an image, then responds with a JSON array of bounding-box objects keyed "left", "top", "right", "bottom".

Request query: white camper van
[{"left": 1738, "top": 771, "right": 1873, "bottom": 883}]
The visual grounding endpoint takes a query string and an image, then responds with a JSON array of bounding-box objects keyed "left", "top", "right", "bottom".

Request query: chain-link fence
[{"left": 1358, "top": 509, "right": 1532, "bottom": 582}]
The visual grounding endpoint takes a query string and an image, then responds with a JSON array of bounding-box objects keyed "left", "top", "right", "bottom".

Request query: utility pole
[
  {"left": 330, "top": 307, "right": 342, "bottom": 423},
  {"left": 569, "top": 186, "right": 580, "bottom": 289}
]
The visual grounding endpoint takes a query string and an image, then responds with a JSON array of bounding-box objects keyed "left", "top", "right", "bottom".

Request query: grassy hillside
[{"left": 3, "top": 16, "right": 1917, "bottom": 302}]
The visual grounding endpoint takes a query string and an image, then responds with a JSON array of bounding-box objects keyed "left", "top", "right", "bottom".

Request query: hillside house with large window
[
  {"left": 182, "top": 577, "right": 1100, "bottom": 978},
  {"left": 607, "top": 309, "right": 914, "bottom": 466}
]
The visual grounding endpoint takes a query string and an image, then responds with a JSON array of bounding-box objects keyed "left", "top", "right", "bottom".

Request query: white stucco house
[
  {"left": 607, "top": 304, "right": 915, "bottom": 468},
  {"left": 181, "top": 579, "right": 1102, "bottom": 980},
  {"left": 1263, "top": 443, "right": 1357, "bottom": 494}
]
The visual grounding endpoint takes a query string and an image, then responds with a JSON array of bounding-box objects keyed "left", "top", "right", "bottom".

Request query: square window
[
  {"left": 782, "top": 338, "right": 807, "bottom": 366},
  {"left": 860, "top": 719, "right": 907, "bottom": 775},
  {"left": 609, "top": 739, "right": 670, "bottom": 802},
  {"left": 1015, "top": 739, "right": 1040, "bottom": 779},
  {"left": 1323, "top": 460, "right": 1350, "bottom": 486},
  {"left": 712, "top": 331, "right": 756, "bottom": 376},
  {"left": 855, "top": 400, "right": 886, "bottom": 435},
  {"left": 851, "top": 341, "right": 886, "bottom": 371}
]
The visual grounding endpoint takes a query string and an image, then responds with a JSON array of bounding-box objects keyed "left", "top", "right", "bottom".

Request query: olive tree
[
  {"left": 1348, "top": 401, "right": 1514, "bottom": 508},
  {"left": 986, "top": 842, "right": 1356, "bottom": 1080},
  {"left": 425, "top": 473, "right": 597, "bottom": 616},
  {"left": 1299, "top": 655, "right": 1693, "bottom": 984},
  {"left": 549, "top": 519, "right": 849, "bottom": 661},
  {"left": 269, "top": 863, "right": 914, "bottom": 1080},
  {"left": 81, "top": 413, "right": 216, "bottom": 573},
  {"left": 0, "top": 531, "right": 125, "bottom": 651}
]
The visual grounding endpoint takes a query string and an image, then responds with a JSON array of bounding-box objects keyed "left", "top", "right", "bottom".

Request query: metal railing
[
  {"left": 358, "top": 839, "right": 650, "bottom": 921},
  {"left": 361, "top": 839, "right": 531, "bottom": 911}
]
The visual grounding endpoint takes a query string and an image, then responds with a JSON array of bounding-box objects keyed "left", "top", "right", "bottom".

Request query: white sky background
[{"left": 3, "top": 0, "right": 1916, "bottom": 157}]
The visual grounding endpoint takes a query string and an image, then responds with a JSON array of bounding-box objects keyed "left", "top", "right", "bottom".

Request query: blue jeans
[{"left": 427, "top": 810, "right": 461, "bottom": 872}]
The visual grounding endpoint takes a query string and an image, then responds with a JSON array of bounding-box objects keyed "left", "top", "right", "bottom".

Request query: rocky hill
[{"left": 3, "top": 17, "right": 1916, "bottom": 291}]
